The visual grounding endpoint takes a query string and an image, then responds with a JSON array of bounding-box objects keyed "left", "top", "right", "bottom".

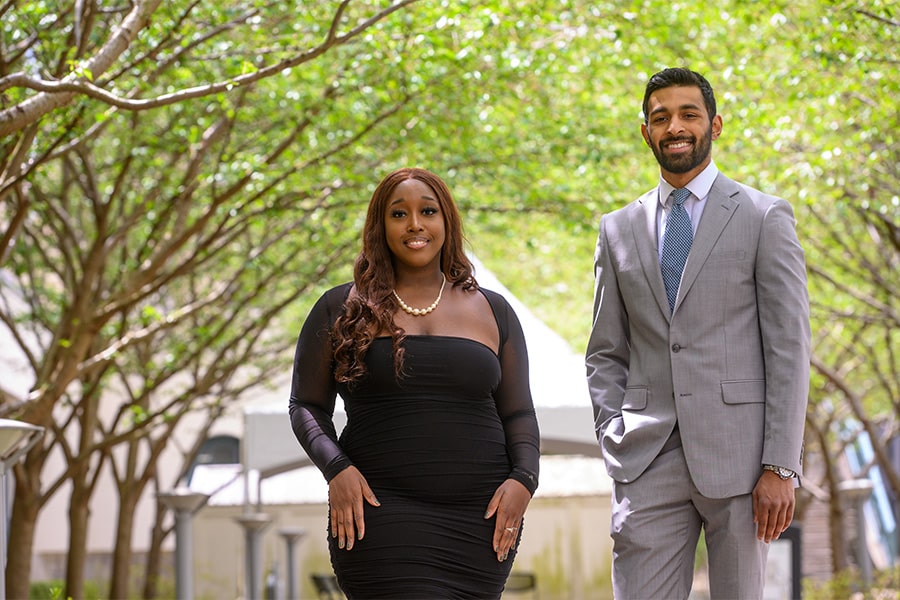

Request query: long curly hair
[{"left": 332, "top": 167, "right": 476, "bottom": 383}]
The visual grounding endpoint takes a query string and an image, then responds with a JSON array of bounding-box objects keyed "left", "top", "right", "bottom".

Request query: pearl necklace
[{"left": 393, "top": 273, "right": 446, "bottom": 317}]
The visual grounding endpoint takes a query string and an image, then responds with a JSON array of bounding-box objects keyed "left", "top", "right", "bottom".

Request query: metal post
[
  {"left": 0, "top": 419, "right": 45, "bottom": 600},
  {"left": 158, "top": 488, "right": 209, "bottom": 600},
  {"left": 236, "top": 512, "right": 272, "bottom": 600},
  {"left": 279, "top": 527, "right": 306, "bottom": 600}
]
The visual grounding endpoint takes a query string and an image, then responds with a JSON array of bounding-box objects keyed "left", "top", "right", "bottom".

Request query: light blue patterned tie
[{"left": 660, "top": 188, "right": 693, "bottom": 312}]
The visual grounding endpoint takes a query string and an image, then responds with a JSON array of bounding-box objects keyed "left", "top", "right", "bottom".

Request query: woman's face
[{"left": 384, "top": 178, "right": 445, "bottom": 270}]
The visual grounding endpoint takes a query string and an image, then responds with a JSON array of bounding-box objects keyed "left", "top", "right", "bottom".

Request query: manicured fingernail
[
  {"left": 358, "top": 532, "right": 363, "bottom": 540},
  {"left": 484, "top": 511, "right": 491, "bottom": 518},
  {"left": 373, "top": 498, "right": 381, "bottom": 506},
  {"left": 494, "top": 545, "right": 499, "bottom": 552},
  {"left": 339, "top": 539, "right": 345, "bottom": 549}
]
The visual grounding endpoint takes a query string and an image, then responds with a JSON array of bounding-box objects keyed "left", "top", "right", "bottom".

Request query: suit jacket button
[{"left": 671, "top": 344, "right": 681, "bottom": 352}]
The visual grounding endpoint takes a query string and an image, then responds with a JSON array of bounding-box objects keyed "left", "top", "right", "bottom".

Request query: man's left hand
[{"left": 752, "top": 471, "right": 795, "bottom": 543}]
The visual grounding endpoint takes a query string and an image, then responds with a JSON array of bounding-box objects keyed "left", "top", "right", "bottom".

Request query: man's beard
[{"left": 650, "top": 125, "right": 713, "bottom": 174}]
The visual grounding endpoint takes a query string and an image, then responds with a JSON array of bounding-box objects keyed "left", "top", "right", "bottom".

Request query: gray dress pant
[{"left": 610, "top": 439, "right": 769, "bottom": 599}]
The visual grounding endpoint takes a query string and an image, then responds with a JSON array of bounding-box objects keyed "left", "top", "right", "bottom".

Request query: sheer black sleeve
[
  {"left": 481, "top": 288, "right": 541, "bottom": 495},
  {"left": 288, "top": 283, "right": 354, "bottom": 482}
]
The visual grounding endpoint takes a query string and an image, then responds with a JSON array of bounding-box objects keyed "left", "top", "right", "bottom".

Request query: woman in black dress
[{"left": 289, "top": 167, "right": 540, "bottom": 599}]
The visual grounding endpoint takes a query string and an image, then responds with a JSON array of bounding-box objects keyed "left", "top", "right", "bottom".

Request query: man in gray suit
[{"left": 585, "top": 67, "right": 810, "bottom": 599}]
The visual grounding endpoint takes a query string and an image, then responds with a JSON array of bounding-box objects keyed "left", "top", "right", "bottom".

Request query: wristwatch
[{"left": 762, "top": 464, "right": 796, "bottom": 480}]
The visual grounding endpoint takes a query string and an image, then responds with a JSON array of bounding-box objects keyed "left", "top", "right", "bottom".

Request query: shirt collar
[{"left": 657, "top": 161, "right": 719, "bottom": 208}]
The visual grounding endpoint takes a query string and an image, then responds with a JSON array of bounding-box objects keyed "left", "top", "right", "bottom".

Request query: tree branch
[
  {"left": 810, "top": 352, "right": 900, "bottom": 497},
  {"left": 855, "top": 9, "right": 900, "bottom": 28},
  {"left": 0, "top": 0, "right": 163, "bottom": 137},
  {"left": 0, "top": 0, "right": 421, "bottom": 137}
]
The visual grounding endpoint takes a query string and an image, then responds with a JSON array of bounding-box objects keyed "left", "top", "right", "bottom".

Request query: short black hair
[{"left": 642, "top": 68, "right": 717, "bottom": 124}]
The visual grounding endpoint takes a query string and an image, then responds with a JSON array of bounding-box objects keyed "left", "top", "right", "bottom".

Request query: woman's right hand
[{"left": 328, "top": 466, "right": 380, "bottom": 550}]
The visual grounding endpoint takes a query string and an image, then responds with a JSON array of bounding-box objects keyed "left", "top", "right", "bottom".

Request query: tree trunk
[
  {"left": 6, "top": 463, "right": 41, "bottom": 600},
  {"left": 142, "top": 501, "right": 167, "bottom": 600},
  {"left": 64, "top": 475, "right": 92, "bottom": 600},
  {"left": 822, "top": 451, "right": 850, "bottom": 574},
  {"left": 109, "top": 490, "right": 140, "bottom": 599}
]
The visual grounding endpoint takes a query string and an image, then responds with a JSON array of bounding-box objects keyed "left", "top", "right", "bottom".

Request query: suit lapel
[
  {"left": 675, "top": 175, "right": 741, "bottom": 312},
  {"left": 632, "top": 189, "right": 671, "bottom": 318}
]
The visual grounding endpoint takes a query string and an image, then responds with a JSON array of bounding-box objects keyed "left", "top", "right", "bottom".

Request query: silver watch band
[{"left": 762, "top": 464, "right": 796, "bottom": 479}]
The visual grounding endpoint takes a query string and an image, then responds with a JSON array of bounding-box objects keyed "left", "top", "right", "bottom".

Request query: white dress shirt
[{"left": 656, "top": 161, "right": 719, "bottom": 260}]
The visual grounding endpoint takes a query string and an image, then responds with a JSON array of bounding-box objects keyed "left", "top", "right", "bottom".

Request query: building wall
[{"left": 191, "top": 494, "right": 614, "bottom": 600}]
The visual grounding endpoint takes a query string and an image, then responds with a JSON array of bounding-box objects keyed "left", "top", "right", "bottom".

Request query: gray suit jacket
[{"left": 585, "top": 173, "right": 810, "bottom": 499}]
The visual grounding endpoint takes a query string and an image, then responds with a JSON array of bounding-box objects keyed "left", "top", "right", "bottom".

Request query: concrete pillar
[
  {"left": 236, "top": 512, "right": 272, "bottom": 599},
  {"left": 158, "top": 488, "right": 209, "bottom": 600},
  {"left": 0, "top": 419, "right": 45, "bottom": 600},
  {"left": 279, "top": 527, "right": 307, "bottom": 600},
  {"left": 838, "top": 478, "right": 875, "bottom": 586}
]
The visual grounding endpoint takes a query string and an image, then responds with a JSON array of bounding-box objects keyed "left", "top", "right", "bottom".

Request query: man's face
[{"left": 641, "top": 85, "right": 722, "bottom": 181}]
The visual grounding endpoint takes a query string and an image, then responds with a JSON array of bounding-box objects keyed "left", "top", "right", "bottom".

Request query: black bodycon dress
[{"left": 289, "top": 283, "right": 540, "bottom": 599}]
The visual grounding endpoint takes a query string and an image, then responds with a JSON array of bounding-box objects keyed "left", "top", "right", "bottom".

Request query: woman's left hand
[{"left": 484, "top": 478, "right": 531, "bottom": 562}]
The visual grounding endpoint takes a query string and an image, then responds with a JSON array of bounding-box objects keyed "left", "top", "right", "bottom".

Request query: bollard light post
[
  {"left": 0, "top": 419, "right": 45, "bottom": 600},
  {"left": 236, "top": 512, "right": 272, "bottom": 600},
  {"left": 158, "top": 488, "right": 209, "bottom": 600},
  {"left": 279, "top": 527, "right": 307, "bottom": 600}
]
